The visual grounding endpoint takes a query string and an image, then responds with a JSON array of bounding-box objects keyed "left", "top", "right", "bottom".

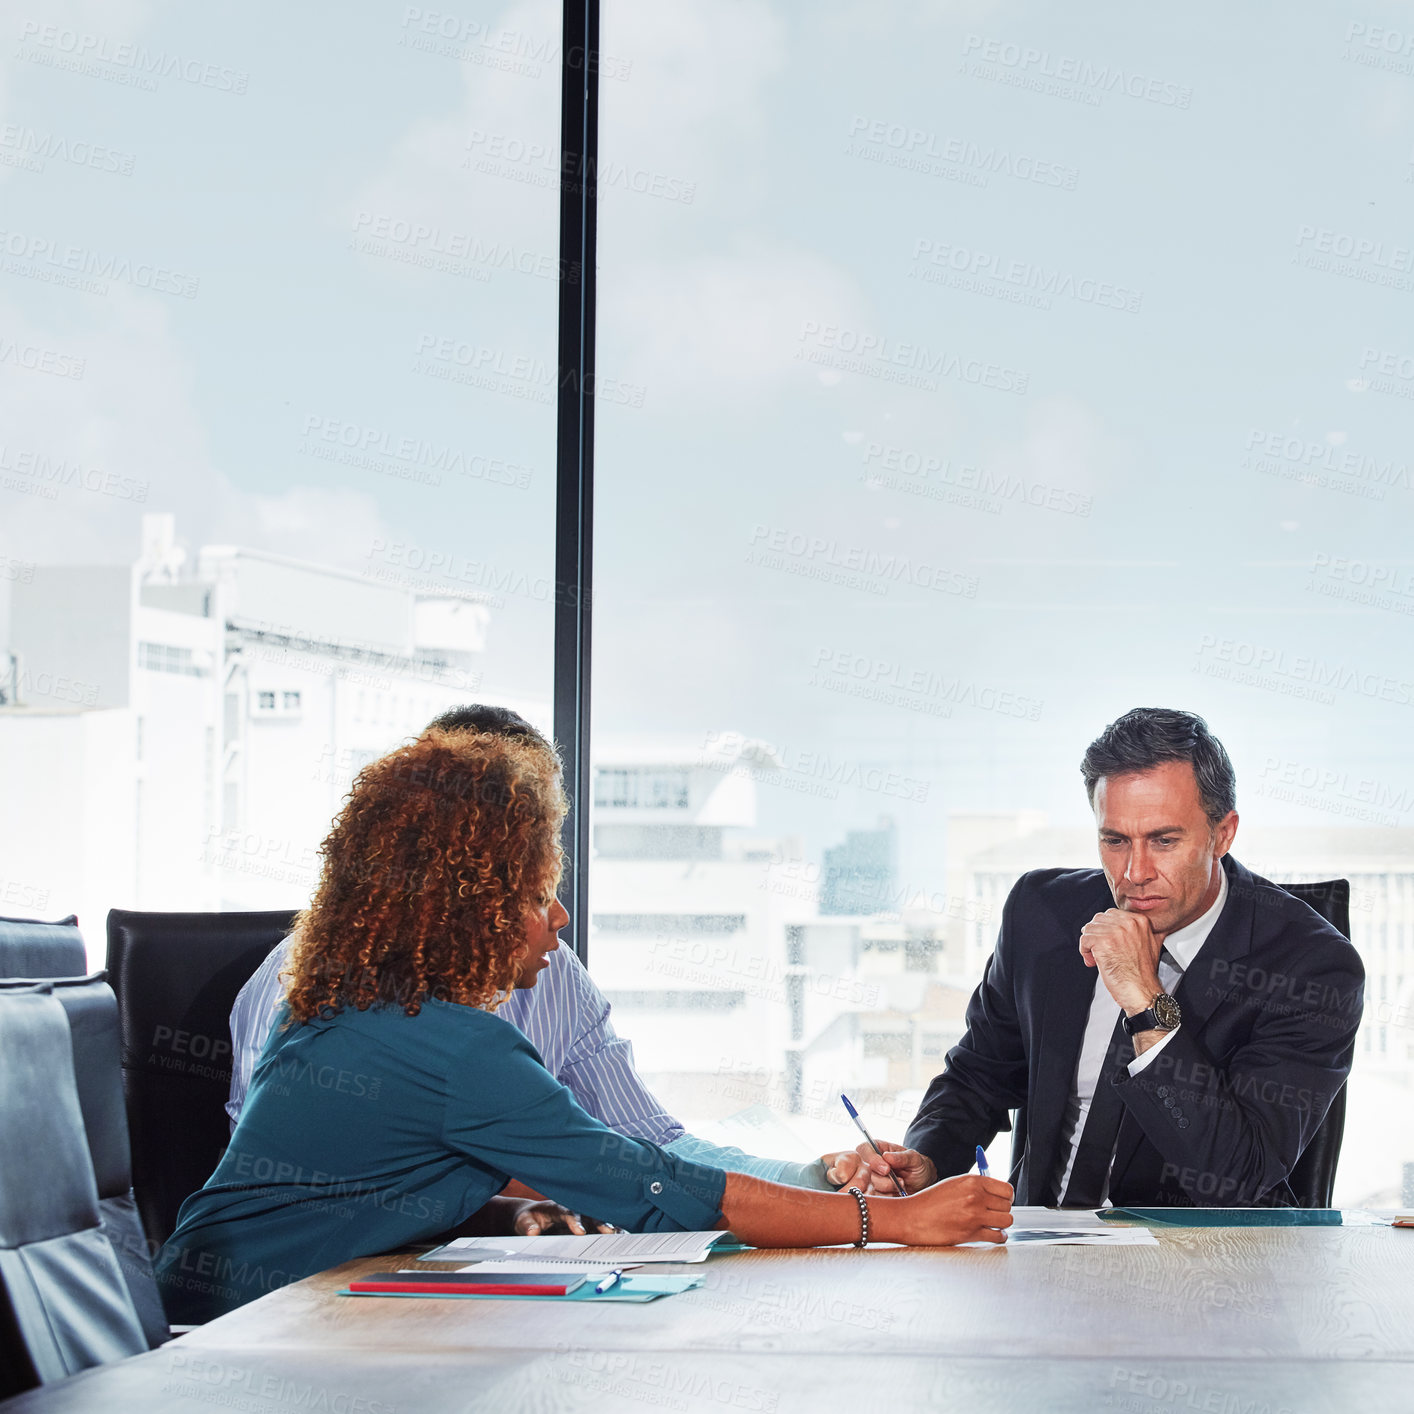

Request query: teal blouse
[{"left": 156, "top": 999, "right": 727, "bottom": 1321}]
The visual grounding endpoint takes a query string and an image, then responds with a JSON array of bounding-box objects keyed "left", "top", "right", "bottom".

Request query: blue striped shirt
[{"left": 228, "top": 938, "right": 831, "bottom": 1189}]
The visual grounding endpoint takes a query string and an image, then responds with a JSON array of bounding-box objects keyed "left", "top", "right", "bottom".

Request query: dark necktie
[{"left": 1059, "top": 1011, "right": 1132, "bottom": 1208}]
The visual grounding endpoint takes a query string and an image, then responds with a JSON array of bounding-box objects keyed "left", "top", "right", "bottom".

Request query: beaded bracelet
[{"left": 846, "top": 1185, "right": 870, "bottom": 1248}]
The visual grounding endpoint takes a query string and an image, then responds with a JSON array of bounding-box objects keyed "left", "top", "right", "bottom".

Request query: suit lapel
[
  {"left": 1110, "top": 853, "right": 1257, "bottom": 1184},
  {"left": 1172, "top": 853, "right": 1256, "bottom": 1029}
]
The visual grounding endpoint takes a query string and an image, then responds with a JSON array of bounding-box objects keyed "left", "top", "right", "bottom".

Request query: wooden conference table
[{"left": 5, "top": 1213, "right": 1412, "bottom": 1412}]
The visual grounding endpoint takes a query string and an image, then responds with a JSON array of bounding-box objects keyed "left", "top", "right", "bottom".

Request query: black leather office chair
[
  {"left": 0, "top": 988, "right": 147, "bottom": 1399},
  {"left": 1277, "top": 879, "right": 1351, "bottom": 1208},
  {"left": 0, "top": 913, "right": 86, "bottom": 978},
  {"left": 105, "top": 909, "right": 297, "bottom": 1247},
  {"left": 0, "top": 974, "right": 171, "bottom": 1348}
]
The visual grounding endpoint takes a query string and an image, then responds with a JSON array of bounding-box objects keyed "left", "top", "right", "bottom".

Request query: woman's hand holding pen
[
  {"left": 824, "top": 1141, "right": 938, "bottom": 1195},
  {"left": 885, "top": 1174, "right": 1014, "bottom": 1246}
]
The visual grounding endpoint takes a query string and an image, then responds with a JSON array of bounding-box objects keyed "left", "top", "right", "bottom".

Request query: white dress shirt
[{"left": 1053, "top": 867, "right": 1229, "bottom": 1203}]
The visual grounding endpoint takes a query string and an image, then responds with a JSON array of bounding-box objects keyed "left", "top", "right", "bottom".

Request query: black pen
[{"left": 840, "top": 1092, "right": 908, "bottom": 1197}]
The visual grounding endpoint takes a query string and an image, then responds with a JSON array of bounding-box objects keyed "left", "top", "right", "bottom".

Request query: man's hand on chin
[{"left": 1079, "top": 907, "right": 1164, "bottom": 1019}]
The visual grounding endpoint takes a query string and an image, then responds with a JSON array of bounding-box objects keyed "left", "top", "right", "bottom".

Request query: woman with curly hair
[{"left": 157, "top": 728, "right": 1011, "bottom": 1321}]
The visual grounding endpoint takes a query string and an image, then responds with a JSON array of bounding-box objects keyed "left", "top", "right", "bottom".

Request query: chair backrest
[
  {"left": 105, "top": 908, "right": 296, "bottom": 1247},
  {"left": 0, "top": 974, "right": 170, "bottom": 1348},
  {"left": 0, "top": 989, "right": 147, "bottom": 1399},
  {"left": 0, "top": 914, "right": 85, "bottom": 978},
  {"left": 1276, "top": 879, "right": 1351, "bottom": 1208}
]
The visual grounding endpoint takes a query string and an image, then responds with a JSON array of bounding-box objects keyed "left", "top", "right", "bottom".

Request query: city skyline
[{"left": 4, "top": 520, "right": 1408, "bottom": 1211}]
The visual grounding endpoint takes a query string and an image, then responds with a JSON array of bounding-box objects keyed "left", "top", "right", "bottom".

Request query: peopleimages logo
[
  {"left": 959, "top": 34, "right": 1193, "bottom": 108},
  {"left": 0, "top": 445, "right": 149, "bottom": 502},
  {"left": 0, "top": 226, "right": 199, "bottom": 298},
  {"left": 845, "top": 116, "right": 1079, "bottom": 189},
  {"left": 16, "top": 21, "right": 249, "bottom": 94},
  {"left": 1293, "top": 224, "right": 1414, "bottom": 293},
  {"left": 1355, "top": 346, "right": 1414, "bottom": 403},
  {"left": 1242, "top": 429, "right": 1409, "bottom": 501},
  {"left": 795, "top": 321, "right": 1028, "bottom": 396},
  {"left": 1341, "top": 21, "right": 1414, "bottom": 76},
  {"left": 0, "top": 338, "right": 84, "bottom": 379},
  {"left": 911, "top": 238, "right": 1143, "bottom": 312},
  {"left": 1245, "top": 429, "right": 1374, "bottom": 466},
  {"left": 809, "top": 647, "right": 1044, "bottom": 721},
  {"left": 700, "top": 730, "right": 932, "bottom": 805},
  {"left": 747, "top": 524, "right": 980, "bottom": 600},
  {"left": 350, "top": 211, "right": 576, "bottom": 283},
  {"left": 0, "top": 124, "right": 137, "bottom": 175},
  {"left": 1193, "top": 632, "right": 1414, "bottom": 705},
  {"left": 862, "top": 443, "right": 1092, "bottom": 518},
  {"left": 300, "top": 415, "right": 533, "bottom": 490},
  {"left": 1295, "top": 225, "right": 1412, "bottom": 270},
  {"left": 398, "top": 9, "right": 632, "bottom": 81},
  {"left": 463, "top": 132, "right": 695, "bottom": 203},
  {"left": 1255, "top": 756, "right": 1414, "bottom": 827}
]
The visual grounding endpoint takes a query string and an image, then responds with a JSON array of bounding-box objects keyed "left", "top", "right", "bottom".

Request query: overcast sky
[{"left": 3, "top": 0, "right": 1413, "bottom": 888}]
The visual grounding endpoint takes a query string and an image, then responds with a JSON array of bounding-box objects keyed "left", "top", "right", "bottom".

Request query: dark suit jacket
[{"left": 905, "top": 855, "right": 1364, "bottom": 1206}]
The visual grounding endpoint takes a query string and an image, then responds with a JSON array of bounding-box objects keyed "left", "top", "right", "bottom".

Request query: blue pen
[
  {"left": 592, "top": 1271, "right": 621, "bottom": 1294},
  {"left": 975, "top": 1144, "right": 989, "bottom": 1176},
  {"left": 840, "top": 1093, "right": 909, "bottom": 1197}
]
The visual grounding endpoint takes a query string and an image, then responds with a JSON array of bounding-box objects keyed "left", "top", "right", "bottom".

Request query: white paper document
[
  {"left": 419, "top": 1231, "right": 728, "bottom": 1265},
  {"left": 957, "top": 1207, "right": 1158, "bottom": 1247},
  {"left": 1010, "top": 1206, "right": 1117, "bottom": 1229},
  {"left": 1001, "top": 1226, "right": 1158, "bottom": 1246},
  {"left": 450, "top": 1260, "right": 621, "bottom": 1278}
]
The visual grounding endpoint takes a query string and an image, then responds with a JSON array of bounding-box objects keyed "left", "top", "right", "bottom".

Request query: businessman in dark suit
[{"left": 834, "top": 707, "right": 1364, "bottom": 1207}]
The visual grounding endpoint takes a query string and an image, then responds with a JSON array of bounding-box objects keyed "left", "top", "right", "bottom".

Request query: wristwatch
[{"left": 1121, "top": 991, "right": 1181, "bottom": 1036}]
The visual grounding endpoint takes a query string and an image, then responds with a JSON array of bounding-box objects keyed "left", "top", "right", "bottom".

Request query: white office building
[
  {"left": 0, "top": 516, "right": 541, "bottom": 956},
  {"left": 586, "top": 739, "right": 814, "bottom": 1132},
  {"left": 587, "top": 747, "right": 986, "bottom": 1155}
]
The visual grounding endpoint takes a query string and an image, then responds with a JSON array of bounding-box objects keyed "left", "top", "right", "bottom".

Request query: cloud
[
  {"left": 982, "top": 394, "right": 1124, "bottom": 497},
  {"left": 343, "top": 0, "right": 789, "bottom": 279},
  {"left": 600, "top": 242, "right": 869, "bottom": 403},
  {"left": 0, "top": 288, "right": 395, "bottom": 577},
  {"left": 600, "top": 0, "right": 786, "bottom": 181},
  {"left": 247, "top": 483, "right": 391, "bottom": 567},
  {"left": 342, "top": 0, "right": 564, "bottom": 275},
  {"left": 341, "top": 0, "right": 838, "bottom": 411},
  {"left": 0, "top": 0, "right": 159, "bottom": 170}
]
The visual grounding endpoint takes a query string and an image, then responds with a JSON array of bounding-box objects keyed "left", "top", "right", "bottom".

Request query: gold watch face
[{"left": 1152, "top": 992, "right": 1182, "bottom": 1029}]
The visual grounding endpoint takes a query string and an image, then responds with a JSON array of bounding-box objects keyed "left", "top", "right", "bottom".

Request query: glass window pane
[
  {"left": 0, "top": 2, "right": 561, "bottom": 945},
  {"left": 594, "top": 1, "right": 1412, "bottom": 1206}
]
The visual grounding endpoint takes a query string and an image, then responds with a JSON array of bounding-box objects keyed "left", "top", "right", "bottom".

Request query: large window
[
  {"left": 591, "top": 2, "right": 1413, "bottom": 1205},
  {"left": 3, "top": 1, "right": 1408, "bottom": 1210},
  {"left": 0, "top": 3, "right": 562, "bottom": 932}
]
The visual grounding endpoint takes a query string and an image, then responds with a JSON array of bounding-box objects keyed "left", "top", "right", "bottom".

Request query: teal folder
[{"left": 1100, "top": 1207, "right": 1354, "bottom": 1226}]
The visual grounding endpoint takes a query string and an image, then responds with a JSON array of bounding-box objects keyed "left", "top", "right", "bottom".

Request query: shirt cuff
[
  {"left": 774, "top": 1158, "right": 837, "bottom": 1191},
  {"left": 1127, "top": 1024, "right": 1179, "bottom": 1076},
  {"left": 641, "top": 1154, "right": 727, "bottom": 1230}
]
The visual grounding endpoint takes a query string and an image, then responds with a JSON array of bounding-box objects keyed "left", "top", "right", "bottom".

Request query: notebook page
[{"left": 420, "top": 1231, "right": 726, "bottom": 1264}]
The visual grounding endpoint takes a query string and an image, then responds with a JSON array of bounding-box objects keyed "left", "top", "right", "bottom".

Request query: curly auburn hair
[{"left": 284, "top": 727, "right": 567, "bottom": 1023}]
